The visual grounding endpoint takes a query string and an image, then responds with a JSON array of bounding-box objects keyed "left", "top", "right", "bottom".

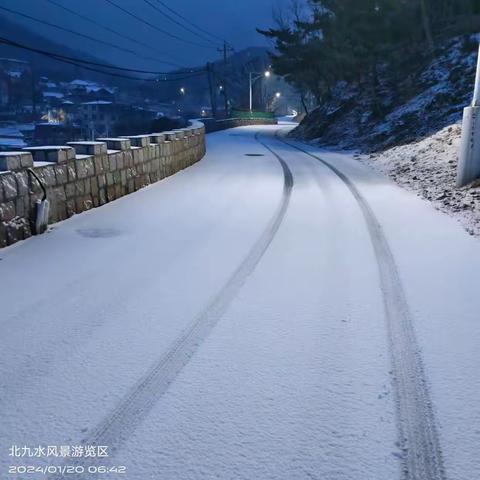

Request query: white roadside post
[{"left": 457, "top": 43, "right": 480, "bottom": 187}]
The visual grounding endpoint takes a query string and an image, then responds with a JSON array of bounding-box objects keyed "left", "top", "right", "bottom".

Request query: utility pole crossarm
[{"left": 217, "top": 41, "right": 233, "bottom": 117}]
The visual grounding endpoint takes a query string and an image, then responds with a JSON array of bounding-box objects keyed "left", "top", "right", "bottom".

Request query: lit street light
[
  {"left": 249, "top": 70, "right": 271, "bottom": 111},
  {"left": 275, "top": 92, "right": 281, "bottom": 98},
  {"left": 180, "top": 87, "right": 185, "bottom": 95}
]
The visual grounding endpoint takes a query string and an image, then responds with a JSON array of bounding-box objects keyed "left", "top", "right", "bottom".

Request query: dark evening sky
[{"left": 0, "top": 0, "right": 284, "bottom": 70}]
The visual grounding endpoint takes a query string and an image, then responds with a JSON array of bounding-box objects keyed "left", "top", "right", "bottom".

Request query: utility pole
[
  {"left": 29, "top": 62, "right": 36, "bottom": 120},
  {"left": 457, "top": 43, "right": 480, "bottom": 186},
  {"left": 218, "top": 41, "right": 233, "bottom": 118},
  {"left": 206, "top": 63, "right": 217, "bottom": 118}
]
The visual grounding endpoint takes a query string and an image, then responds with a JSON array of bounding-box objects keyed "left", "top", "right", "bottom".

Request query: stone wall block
[
  {"left": 120, "top": 169, "right": 127, "bottom": 186},
  {"left": 1, "top": 173, "right": 18, "bottom": 199},
  {"left": 83, "top": 178, "right": 91, "bottom": 195},
  {"left": 0, "top": 201, "right": 16, "bottom": 222},
  {"left": 24, "top": 146, "right": 75, "bottom": 163},
  {"left": 96, "top": 137, "right": 131, "bottom": 151},
  {"left": 90, "top": 177, "right": 99, "bottom": 197},
  {"left": 132, "top": 149, "right": 140, "bottom": 165},
  {"left": 120, "top": 135, "right": 150, "bottom": 148},
  {"left": 75, "top": 180, "right": 85, "bottom": 196},
  {"left": 97, "top": 174, "right": 106, "bottom": 189},
  {"left": 0, "top": 152, "right": 33, "bottom": 171},
  {"left": 54, "top": 164, "right": 68, "bottom": 184},
  {"left": 5, "top": 218, "right": 30, "bottom": 245},
  {"left": 116, "top": 153, "right": 124, "bottom": 170},
  {"left": 75, "top": 159, "right": 89, "bottom": 179},
  {"left": 108, "top": 154, "right": 117, "bottom": 172},
  {"left": 15, "top": 171, "right": 29, "bottom": 196},
  {"left": 66, "top": 161, "right": 77, "bottom": 182},
  {"left": 94, "top": 156, "right": 105, "bottom": 175},
  {"left": 0, "top": 221, "right": 7, "bottom": 248},
  {"left": 106, "top": 172, "right": 114, "bottom": 186},
  {"left": 99, "top": 188, "right": 107, "bottom": 205},
  {"left": 107, "top": 185, "right": 116, "bottom": 202},
  {"left": 65, "top": 182, "right": 75, "bottom": 199},
  {"left": 149, "top": 133, "right": 166, "bottom": 144},
  {"left": 68, "top": 141, "right": 107, "bottom": 156}
]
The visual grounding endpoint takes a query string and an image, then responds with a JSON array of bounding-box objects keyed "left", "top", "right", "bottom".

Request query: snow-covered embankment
[{"left": 362, "top": 123, "right": 480, "bottom": 236}]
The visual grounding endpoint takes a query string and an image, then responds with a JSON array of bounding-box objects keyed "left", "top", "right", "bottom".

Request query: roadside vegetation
[{"left": 259, "top": 0, "right": 480, "bottom": 148}]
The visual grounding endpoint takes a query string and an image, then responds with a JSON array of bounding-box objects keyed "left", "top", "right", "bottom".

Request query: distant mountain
[{"left": 0, "top": 14, "right": 131, "bottom": 86}]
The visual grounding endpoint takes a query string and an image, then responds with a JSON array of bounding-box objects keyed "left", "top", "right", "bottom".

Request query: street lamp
[
  {"left": 180, "top": 87, "right": 185, "bottom": 95},
  {"left": 249, "top": 70, "right": 271, "bottom": 111},
  {"left": 275, "top": 92, "right": 281, "bottom": 99}
]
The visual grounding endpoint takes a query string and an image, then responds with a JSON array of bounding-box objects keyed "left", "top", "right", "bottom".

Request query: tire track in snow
[
  {"left": 271, "top": 132, "right": 446, "bottom": 480},
  {"left": 52, "top": 131, "right": 294, "bottom": 478}
]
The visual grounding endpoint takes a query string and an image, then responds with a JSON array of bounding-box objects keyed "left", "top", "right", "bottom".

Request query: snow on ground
[
  {"left": 361, "top": 123, "right": 480, "bottom": 236},
  {"left": 1, "top": 125, "right": 480, "bottom": 479}
]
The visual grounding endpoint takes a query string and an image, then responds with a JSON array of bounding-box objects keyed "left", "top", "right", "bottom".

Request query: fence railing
[{"left": 230, "top": 110, "right": 276, "bottom": 120}]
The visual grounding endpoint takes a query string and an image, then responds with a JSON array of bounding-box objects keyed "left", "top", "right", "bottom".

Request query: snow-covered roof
[
  {"left": 43, "top": 92, "right": 64, "bottom": 98},
  {"left": 70, "top": 79, "right": 99, "bottom": 87},
  {"left": 81, "top": 101, "right": 112, "bottom": 105},
  {"left": 0, "top": 137, "right": 27, "bottom": 147},
  {"left": 6, "top": 71, "right": 22, "bottom": 78},
  {"left": 67, "top": 80, "right": 115, "bottom": 94},
  {"left": 86, "top": 86, "right": 114, "bottom": 94},
  {"left": 0, "top": 126, "right": 24, "bottom": 137},
  {"left": 16, "top": 123, "right": 35, "bottom": 132}
]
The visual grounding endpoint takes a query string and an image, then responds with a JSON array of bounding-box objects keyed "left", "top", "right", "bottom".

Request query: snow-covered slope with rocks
[
  {"left": 294, "top": 35, "right": 479, "bottom": 152},
  {"left": 361, "top": 123, "right": 480, "bottom": 236}
]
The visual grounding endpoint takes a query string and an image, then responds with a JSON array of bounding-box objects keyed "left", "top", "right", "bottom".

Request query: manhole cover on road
[
  {"left": 76, "top": 228, "right": 123, "bottom": 238},
  {"left": 245, "top": 153, "right": 265, "bottom": 157}
]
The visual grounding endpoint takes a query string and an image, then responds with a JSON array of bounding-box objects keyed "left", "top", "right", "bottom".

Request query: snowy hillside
[
  {"left": 293, "top": 35, "right": 479, "bottom": 152},
  {"left": 360, "top": 123, "right": 480, "bottom": 236}
]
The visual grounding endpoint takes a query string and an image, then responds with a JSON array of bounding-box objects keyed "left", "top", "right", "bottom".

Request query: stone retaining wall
[
  {"left": 0, "top": 121, "right": 206, "bottom": 248},
  {"left": 0, "top": 117, "right": 278, "bottom": 249}
]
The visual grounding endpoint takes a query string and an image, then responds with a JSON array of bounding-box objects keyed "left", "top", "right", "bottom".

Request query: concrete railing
[{"left": 0, "top": 121, "right": 205, "bottom": 248}]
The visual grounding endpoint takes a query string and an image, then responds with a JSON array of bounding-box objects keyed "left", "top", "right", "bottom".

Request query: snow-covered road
[{"left": 1, "top": 124, "right": 479, "bottom": 480}]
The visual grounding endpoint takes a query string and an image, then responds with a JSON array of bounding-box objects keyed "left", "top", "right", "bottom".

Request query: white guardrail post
[{"left": 457, "top": 43, "right": 480, "bottom": 187}]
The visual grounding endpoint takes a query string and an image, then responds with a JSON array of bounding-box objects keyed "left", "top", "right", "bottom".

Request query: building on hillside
[
  {"left": 72, "top": 102, "right": 157, "bottom": 139},
  {"left": 74, "top": 101, "right": 118, "bottom": 139},
  {"left": 64, "top": 80, "right": 116, "bottom": 104},
  {"left": 0, "top": 122, "right": 26, "bottom": 151},
  {"left": 0, "top": 58, "right": 30, "bottom": 78},
  {"left": 0, "top": 70, "right": 10, "bottom": 106}
]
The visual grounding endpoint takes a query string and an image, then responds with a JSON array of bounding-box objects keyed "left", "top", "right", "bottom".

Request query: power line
[
  {"left": 0, "top": 36, "right": 204, "bottom": 75},
  {"left": 45, "top": 0, "right": 182, "bottom": 65},
  {"left": 142, "top": 0, "right": 221, "bottom": 48},
  {"left": 0, "top": 37, "right": 207, "bottom": 83},
  {"left": 0, "top": 4, "right": 182, "bottom": 67},
  {"left": 104, "top": 0, "right": 219, "bottom": 50},
  {"left": 155, "top": 0, "right": 231, "bottom": 47}
]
